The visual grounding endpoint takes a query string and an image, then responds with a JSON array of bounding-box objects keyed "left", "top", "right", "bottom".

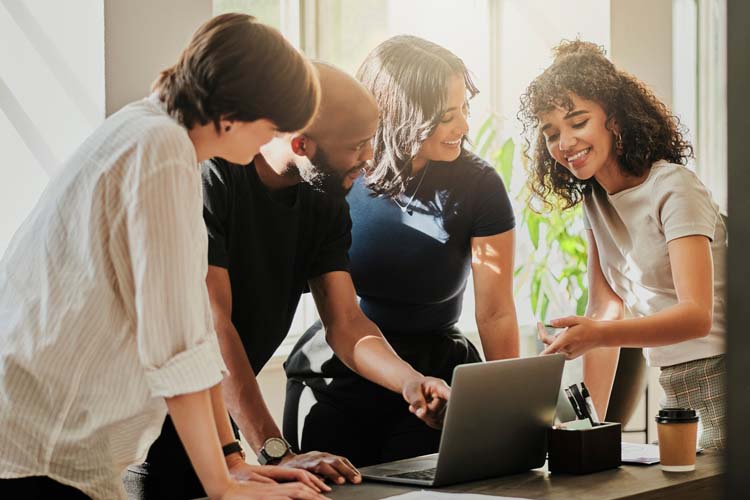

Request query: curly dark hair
[{"left": 518, "top": 40, "right": 693, "bottom": 210}]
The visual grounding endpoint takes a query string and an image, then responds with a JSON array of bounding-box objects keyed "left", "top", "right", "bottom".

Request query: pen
[
  {"left": 569, "top": 384, "right": 595, "bottom": 426},
  {"left": 580, "top": 382, "right": 601, "bottom": 425},
  {"left": 564, "top": 387, "right": 585, "bottom": 420}
]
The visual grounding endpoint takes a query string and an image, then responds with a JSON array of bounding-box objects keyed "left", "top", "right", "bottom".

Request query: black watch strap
[
  {"left": 222, "top": 440, "right": 245, "bottom": 459},
  {"left": 257, "top": 449, "right": 276, "bottom": 465},
  {"left": 258, "top": 437, "right": 291, "bottom": 465}
]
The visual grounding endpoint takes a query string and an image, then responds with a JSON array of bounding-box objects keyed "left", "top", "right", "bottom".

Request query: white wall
[
  {"left": 611, "top": 0, "right": 673, "bottom": 107},
  {"left": 0, "top": 0, "right": 104, "bottom": 253},
  {"left": 104, "top": 0, "right": 212, "bottom": 115},
  {"left": 0, "top": 0, "right": 213, "bottom": 255}
]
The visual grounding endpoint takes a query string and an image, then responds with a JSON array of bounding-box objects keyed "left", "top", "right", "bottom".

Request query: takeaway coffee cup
[{"left": 655, "top": 408, "right": 699, "bottom": 472}]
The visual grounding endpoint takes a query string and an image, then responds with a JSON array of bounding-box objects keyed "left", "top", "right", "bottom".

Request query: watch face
[{"left": 265, "top": 437, "right": 288, "bottom": 458}]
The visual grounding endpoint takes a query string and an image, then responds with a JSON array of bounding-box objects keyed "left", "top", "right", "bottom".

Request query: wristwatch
[
  {"left": 258, "top": 436, "right": 292, "bottom": 465},
  {"left": 222, "top": 440, "right": 246, "bottom": 461}
]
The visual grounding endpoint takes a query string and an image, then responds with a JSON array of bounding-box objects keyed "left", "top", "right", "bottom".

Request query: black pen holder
[{"left": 548, "top": 422, "right": 621, "bottom": 474}]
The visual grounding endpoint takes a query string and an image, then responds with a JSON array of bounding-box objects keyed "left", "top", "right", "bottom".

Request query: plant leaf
[
  {"left": 530, "top": 274, "right": 541, "bottom": 314},
  {"left": 473, "top": 115, "right": 494, "bottom": 148},
  {"left": 496, "top": 137, "right": 515, "bottom": 187},
  {"left": 527, "top": 213, "right": 540, "bottom": 250},
  {"left": 576, "top": 289, "right": 589, "bottom": 316},
  {"left": 540, "top": 294, "right": 550, "bottom": 322},
  {"left": 478, "top": 130, "right": 497, "bottom": 159}
]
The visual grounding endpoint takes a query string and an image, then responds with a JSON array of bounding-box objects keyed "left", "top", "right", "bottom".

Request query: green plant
[{"left": 473, "top": 115, "right": 588, "bottom": 321}]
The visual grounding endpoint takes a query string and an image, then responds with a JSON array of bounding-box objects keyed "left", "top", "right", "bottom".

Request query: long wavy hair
[
  {"left": 518, "top": 40, "right": 693, "bottom": 210},
  {"left": 356, "top": 35, "right": 478, "bottom": 198}
]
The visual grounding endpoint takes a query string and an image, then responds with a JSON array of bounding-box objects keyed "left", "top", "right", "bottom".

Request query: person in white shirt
[
  {"left": 0, "top": 13, "right": 329, "bottom": 500},
  {"left": 520, "top": 40, "right": 726, "bottom": 449}
]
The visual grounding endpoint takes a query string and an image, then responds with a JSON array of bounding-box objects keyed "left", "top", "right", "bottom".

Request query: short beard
[{"left": 293, "top": 147, "right": 357, "bottom": 199}]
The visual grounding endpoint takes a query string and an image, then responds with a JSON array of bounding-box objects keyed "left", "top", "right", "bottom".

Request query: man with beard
[{"left": 124, "top": 63, "right": 452, "bottom": 500}]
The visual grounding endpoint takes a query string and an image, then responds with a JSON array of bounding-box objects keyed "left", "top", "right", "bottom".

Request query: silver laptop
[{"left": 360, "top": 354, "right": 565, "bottom": 487}]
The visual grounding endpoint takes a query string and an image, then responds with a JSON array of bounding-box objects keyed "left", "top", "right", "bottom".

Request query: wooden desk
[{"left": 328, "top": 451, "right": 724, "bottom": 500}]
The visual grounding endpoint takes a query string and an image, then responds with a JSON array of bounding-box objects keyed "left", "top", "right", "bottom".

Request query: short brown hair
[
  {"left": 519, "top": 40, "right": 693, "bottom": 210},
  {"left": 154, "top": 13, "right": 320, "bottom": 133}
]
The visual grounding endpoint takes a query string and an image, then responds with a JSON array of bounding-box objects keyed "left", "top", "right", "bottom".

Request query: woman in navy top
[{"left": 284, "top": 35, "right": 519, "bottom": 467}]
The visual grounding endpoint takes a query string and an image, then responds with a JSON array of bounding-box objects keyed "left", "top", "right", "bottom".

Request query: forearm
[
  {"left": 216, "top": 323, "right": 281, "bottom": 453},
  {"left": 600, "top": 301, "right": 712, "bottom": 348},
  {"left": 581, "top": 300, "right": 623, "bottom": 418},
  {"left": 477, "top": 311, "right": 519, "bottom": 361},
  {"left": 327, "top": 316, "right": 422, "bottom": 393},
  {"left": 166, "top": 388, "right": 231, "bottom": 499},
  {"left": 210, "top": 384, "right": 239, "bottom": 448},
  {"left": 584, "top": 302, "right": 710, "bottom": 417},
  {"left": 582, "top": 348, "right": 619, "bottom": 419}
]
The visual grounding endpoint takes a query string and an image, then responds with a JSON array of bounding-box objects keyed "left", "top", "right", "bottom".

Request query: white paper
[
  {"left": 621, "top": 442, "right": 660, "bottom": 464},
  {"left": 381, "top": 491, "right": 529, "bottom": 500},
  {"left": 621, "top": 441, "right": 703, "bottom": 465}
]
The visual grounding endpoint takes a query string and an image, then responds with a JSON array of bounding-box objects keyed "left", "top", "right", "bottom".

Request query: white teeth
[
  {"left": 442, "top": 139, "right": 461, "bottom": 145},
  {"left": 567, "top": 148, "right": 590, "bottom": 162}
]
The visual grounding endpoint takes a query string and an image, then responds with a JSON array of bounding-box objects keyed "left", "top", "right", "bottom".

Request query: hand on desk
[
  {"left": 279, "top": 450, "right": 361, "bottom": 485},
  {"left": 227, "top": 453, "right": 331, "bottom": 495},
  {"left": 538, "top": 317, "right": 606, "bottom": 359},
  {"left": 402, "top": 376, "right": 451, "bottom": 429},
  {"left": 219, "top": 480, "right": 330, "bottom": 500}
]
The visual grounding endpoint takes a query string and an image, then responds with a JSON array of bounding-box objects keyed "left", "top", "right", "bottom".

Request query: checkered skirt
[{"left": 659, "top": 354, "right": 726, "bottom": 449}]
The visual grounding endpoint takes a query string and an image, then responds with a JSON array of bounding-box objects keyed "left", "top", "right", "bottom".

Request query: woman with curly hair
[
  {"left": 520, "top": 40, "right": 726, "bottom": 449},
  {"left": 284, "top": 35, "right": 519, "bottom": 467}
]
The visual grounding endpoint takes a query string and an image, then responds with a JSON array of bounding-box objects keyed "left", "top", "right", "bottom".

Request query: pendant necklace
[{"left": 393, "top": 162, "right": 430, "bottom": 215}]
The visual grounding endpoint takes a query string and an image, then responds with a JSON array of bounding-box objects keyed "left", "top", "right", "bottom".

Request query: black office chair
[{"left": 605, "top": 348, "right": 648, "bottom": 426}]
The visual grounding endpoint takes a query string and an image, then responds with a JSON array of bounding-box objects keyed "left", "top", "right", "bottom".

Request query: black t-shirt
[
  {"left": 347, "top": 150, "right": 515, "bottom": 333},
  {"left": 202, "top": 158, "right": 351, "bottom": 372}
]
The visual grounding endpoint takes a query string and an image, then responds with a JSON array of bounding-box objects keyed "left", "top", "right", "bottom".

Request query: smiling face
[
  {"left": 292, "top": 93, "right": 378, "bottom": 197},
  {"left": 311, "top": 109, "right": 378, "bottom": 193},
  {"left": 295, "top": 131, "right": 375, "bottom": 198},
  {"left": 413, "top": 74, "right": 470, "bottom": 168},
  {"left": 539, "top": 93, "right": 620, "bottom": 181}
]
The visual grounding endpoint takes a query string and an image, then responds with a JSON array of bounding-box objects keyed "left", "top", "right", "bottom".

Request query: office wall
[
  {"left": 610, "top": 0, "right": 673, "bottom": 108},
  {"left": 0, "top": 0, "right": 104, "bottom": 253},
  {"left": 104, "top": 0, "right": 212, "bottom": 116},
  {"left": 0, "top": 0, "right": 213, "bottom": 254}
]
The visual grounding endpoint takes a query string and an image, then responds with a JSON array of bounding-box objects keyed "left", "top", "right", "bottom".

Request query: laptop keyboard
[{"left": 387, "top": 467, "right": 437, "bottom": 481}]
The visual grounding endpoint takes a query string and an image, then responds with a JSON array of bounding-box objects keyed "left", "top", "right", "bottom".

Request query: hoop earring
[{"left": 615, "top": 131, "right": 624, "bottom": 155}]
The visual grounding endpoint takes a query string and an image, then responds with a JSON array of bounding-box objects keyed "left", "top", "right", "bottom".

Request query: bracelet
[{"left": 222, "top": 440, "right": 246, "bottom": 460}]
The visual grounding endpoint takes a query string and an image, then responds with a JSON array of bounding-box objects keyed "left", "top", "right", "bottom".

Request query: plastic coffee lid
[{"left": 655, "top": 408, "right": 699, "bottom": 423}]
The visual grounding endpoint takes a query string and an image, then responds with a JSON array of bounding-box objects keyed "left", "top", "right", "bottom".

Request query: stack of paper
[{"left": 621, "top": 442, "right": 660, "bottom": 465}]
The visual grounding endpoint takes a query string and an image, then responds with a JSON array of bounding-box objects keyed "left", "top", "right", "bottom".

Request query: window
[
  {"left": 313, "top": 0, "right": 492, "bottom": 132},
  {"left": 214, "top": 0, "right": 281, "bottom": 29},
  {"left": 671, "top": 0, "right": 726, "bottom": 210},
  {"left": 212, "top": 0, "right": 611, "bottom": 356},
  {"left": 696, "top": 0, "right": 727, "bottom": 213}
]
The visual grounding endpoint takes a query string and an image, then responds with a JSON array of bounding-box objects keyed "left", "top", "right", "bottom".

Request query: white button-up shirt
[{"left": 0, "top": 95, "right": 227, "bottom": 499}]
